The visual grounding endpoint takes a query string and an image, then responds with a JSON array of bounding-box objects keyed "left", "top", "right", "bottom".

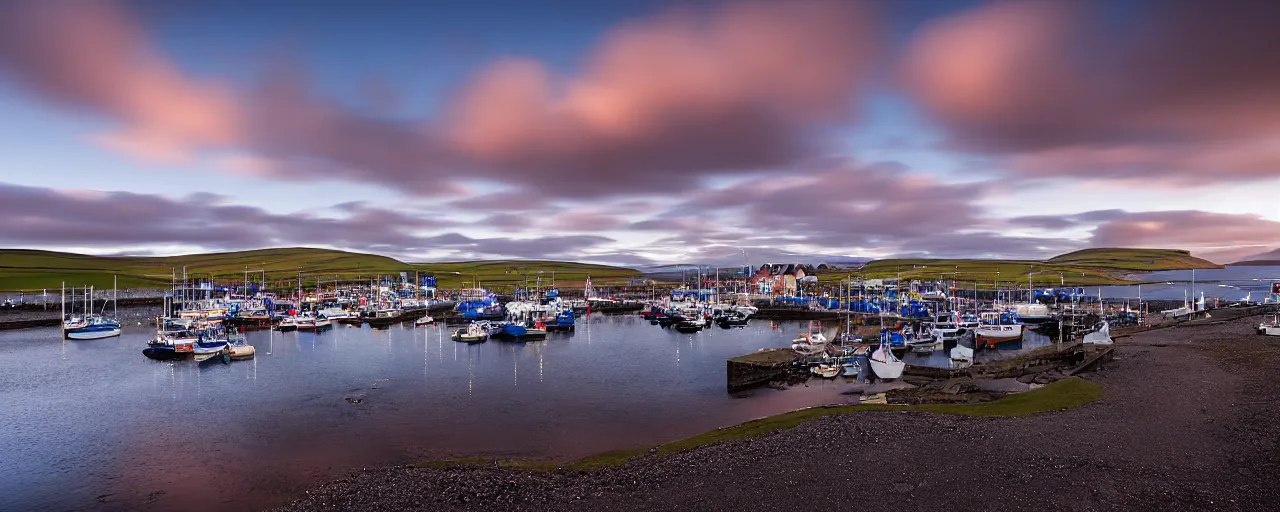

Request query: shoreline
[{"left": 276, "top": 312, "right": 1280, "bottom": 511}]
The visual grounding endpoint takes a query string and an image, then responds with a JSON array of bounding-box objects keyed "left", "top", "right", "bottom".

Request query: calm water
[
  {"left": 0, "top": 315, "right": 853, "bottom": 512},
  {"left": 1104, "top": 264, "right": 1280, "bottom": 301}
]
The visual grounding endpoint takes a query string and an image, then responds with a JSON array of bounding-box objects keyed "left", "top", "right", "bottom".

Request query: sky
[{"left": 1, "top": 0, "right": 1279, "bottom": 267}]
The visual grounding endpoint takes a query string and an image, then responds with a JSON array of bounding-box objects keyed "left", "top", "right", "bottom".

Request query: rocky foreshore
[{"left": 278, "top": 313, "right": 1280, "bottom": 511}]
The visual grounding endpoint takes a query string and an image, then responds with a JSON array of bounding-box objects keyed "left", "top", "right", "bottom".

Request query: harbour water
[
  {"left": 1, "top": 315, "right": 854, "bottom": 511},
  {"left": 1105, "top": 264, "right": 1280, "bottom": 301}
]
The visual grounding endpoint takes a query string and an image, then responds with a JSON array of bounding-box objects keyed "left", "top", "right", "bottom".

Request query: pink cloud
[
  {"left": 0, "top": 1, "right": 242, "bottom": 162},
  {"left": 445, "top": 0, "right": 881, "bottom": 195},
  {"left": 0, "top": 0, "right": 880, "bottom": 198},
  {"left": 903, "top": 0, "right": 1280, "bottom": 182}
]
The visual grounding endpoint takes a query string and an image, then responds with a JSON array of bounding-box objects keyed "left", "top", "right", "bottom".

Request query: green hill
[
  {"left": 0, "top": 248, "right": 640, "bottom": 292},
  {"left": 411, "top": 260, "right": 641, "bottom": 289},
  {"left": 821, "top": 248, "right": 1221, "bottom": 287}
]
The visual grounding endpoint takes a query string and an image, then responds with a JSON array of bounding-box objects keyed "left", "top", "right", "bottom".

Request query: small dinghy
[
  {"left": 868, "top": 341, "right": 905, "bottom": 381},
  {"left": 193, "top": 339, "right": 230, "bottom": 361},
  {"left": 229, "top": 339, "right": 256, "bottom": 360},
  {"left": 414, "top": 315, "right": 434, "bottom": 326},
  {"left": 810, "top": 364, "right": 842, "bottom": 379}
]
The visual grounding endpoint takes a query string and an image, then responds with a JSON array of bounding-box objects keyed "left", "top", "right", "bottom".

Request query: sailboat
[
  {"left": 868, "top": 338, "right": 905, "bottom": 380},
  {"left": 62, "top": 280, "right": 122, "bottom": 340}
]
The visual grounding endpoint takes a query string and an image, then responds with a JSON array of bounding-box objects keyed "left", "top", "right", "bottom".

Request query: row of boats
[
  {"left": 640, "top": 302, "right": 759, "bottom": 332},
  {"left": 143, "top": 317, "right": 256, "bottom": 362}
]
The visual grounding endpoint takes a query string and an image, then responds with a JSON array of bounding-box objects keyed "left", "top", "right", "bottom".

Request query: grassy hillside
[
  {"left": 818, "top": 248, "right": 1221, "bottom": 287},
  {"left": 411, "top": 260, "right": 641, "bottom": 289},
  {"left": 0, "top": 248, "right": 640, "bottom": 292}
]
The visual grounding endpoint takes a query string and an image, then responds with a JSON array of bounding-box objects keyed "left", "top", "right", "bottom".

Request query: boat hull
[
  {"left": 229, "top": 344, "right": 256, "bottom": 360},
  {"left": 143, "top": 346, "right": 187, "bottom": 360},
  {"left": 66, "top": 328, "right": 121, "bottom": 340},
  {"left": 975, "top": 333, "right": 1024, "bottom": 350}
]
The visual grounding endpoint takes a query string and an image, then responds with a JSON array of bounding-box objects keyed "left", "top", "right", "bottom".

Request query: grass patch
[{"left": 417, "top": 377, "right": 1102, "bottom": 472}]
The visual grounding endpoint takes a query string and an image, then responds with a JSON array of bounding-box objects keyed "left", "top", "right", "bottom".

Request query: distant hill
[
  {"left": 818, "top": 248, "right": 1222, "bottom": 286},
  {"left": 1232, "top": 248, "right": 1280, "bottom": 266},
  {"left": 0, "top": 248, "right": 640, "bottom": 291},
  {"left": 1045, "top": 248, "right": 1221, "bottom": 271}
]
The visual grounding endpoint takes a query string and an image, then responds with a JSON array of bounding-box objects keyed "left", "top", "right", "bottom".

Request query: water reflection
[{"left": 1, "top": 316, "right": 850, "bottom": 511}]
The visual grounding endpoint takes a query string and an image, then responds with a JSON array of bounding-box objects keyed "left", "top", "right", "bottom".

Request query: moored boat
[
  {"left": 810, "top": 363, "right": 841, "bottom": 379},
  {"left": 452, "top": 322, "right": 488, "bottom": 343},
  {"left": 975, "top": 323, "right": 1024, "bottom": 350},
  {"left": 868, "top": 340, "right": 905, "bottom": 381},
  {"left": 276, "top": 316, "right": 299, "bottom": 332},
  {"left": 364, "top": 308, "right": 403, "bottom": 328},
  {"left": 229, "top": 339, "right": 256, "bottom": 360},
  {"left": 675, "top": 316, "right": 706, "bottom": 333},
  {"left": 1015, "top": 303, "right": 1053, "bottom": 324},
  {"left": 64, "top": 315, "right": 122, "bottom": 340}
]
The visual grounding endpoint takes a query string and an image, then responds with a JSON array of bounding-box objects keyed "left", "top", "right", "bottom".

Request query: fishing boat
[
  {"left": 501, "top": 322, "right": 527, "bottom": 338},
  {"left": 364, "top": 308, "right": 403, "bottom": 328},
  {"left": 545, "top": 310, "right": 575, "bottom": 332},
  {"left": 452, "top": 323, "right": 488, "bottom": 343},
  {"left": 975, "top": 324, "right": 1024, "bottom": 350},
  {"left": 524, "top": 320, "right": 549, "bottom": 339},
  {"left": 925, "top": 313, "right": 964, "bottom": 347},
  {"left": 716, "top": 313, "right": 749, "bottom": 328},
  {"left": 296, "top": 313, "right": 332, "bottom": 331},
  {"left": 276, "top": 316, "right": 299, "bottom": 332},
  {"left": 675, "top": 316, "right": 706, "bottom": 333},
  {"left": 868, "top": 340, "right": 905, "bottom": 381}
]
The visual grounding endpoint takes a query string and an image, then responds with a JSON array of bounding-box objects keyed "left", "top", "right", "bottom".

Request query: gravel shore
[{"left": 279, "top": 314, "right": 1280, "bottom": 511}]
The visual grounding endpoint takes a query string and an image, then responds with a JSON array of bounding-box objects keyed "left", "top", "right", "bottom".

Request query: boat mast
[
  {"left": 60, "top": 281, "right": 65, "bottom": 336},
  {"left": 113, "top": 275, "right": 118, "bottom": 320}
]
